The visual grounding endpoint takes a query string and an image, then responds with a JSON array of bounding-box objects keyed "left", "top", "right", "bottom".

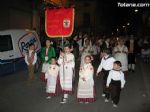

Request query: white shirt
[
  {"left": 58, "top": 53, "right": 75, "bottom": 68},
  {"left": 106, "top": 69, "right": 126, "bottom": 88},
  {"left": 97, "top": 55, "right": 115, "bottom": 73},
  {"left": 25, "top": 50, "right": 37, "bottom": 65},
  {"left": 114, "top": 45, "right": 128, "bottom": 54},
  {"left": 45, "top": 64, "right": 59, "bottom": 79}
]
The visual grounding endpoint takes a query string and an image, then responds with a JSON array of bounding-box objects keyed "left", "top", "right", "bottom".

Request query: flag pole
[{"left": 62, "top": 36, "right": 65, "bottom": 90}]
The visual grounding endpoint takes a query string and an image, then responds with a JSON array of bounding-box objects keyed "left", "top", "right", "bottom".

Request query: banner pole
[{"left": 62, "top": 36, "right": 65, "bottom": 90}]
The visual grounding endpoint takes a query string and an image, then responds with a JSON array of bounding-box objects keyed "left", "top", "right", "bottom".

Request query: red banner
[{"left": 45, "top": 8, "right": 74, "bottom": 38}]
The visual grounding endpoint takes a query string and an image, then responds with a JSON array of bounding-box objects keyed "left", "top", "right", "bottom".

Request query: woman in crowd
[
  {"left": 113, "top": 38, "right": 128, "bottom": 75},
  {"left": 40, "top": 39, "right": 56, "bottom": 82}
]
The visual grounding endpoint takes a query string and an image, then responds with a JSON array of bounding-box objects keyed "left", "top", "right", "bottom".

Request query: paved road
[{"left": 0, "top": 59, "right": 150, "bottom": 112}]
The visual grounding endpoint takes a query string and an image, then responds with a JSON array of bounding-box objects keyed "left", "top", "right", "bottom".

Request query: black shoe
[{"left": 60, "top": 98, "right": 67, "bottom": 104}]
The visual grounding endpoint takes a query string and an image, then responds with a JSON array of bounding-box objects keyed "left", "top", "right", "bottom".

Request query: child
[
  {"left": 58, "top": 44, "right": 75, "bottom": 104},
  {"left": 106, "top": 61, "right": 126, "bottom": 107},
  {"left": 45, "top": 57, "right": 61, "bottom": 99},
  {"left": 77, "top": 55, "right": 95, "bottom": 104},
  {"left": 96, "top": 48, "right": 115, "bottom": 102},
  {"left": 25, "top": 43, "right": 37, "bottom": 82}
]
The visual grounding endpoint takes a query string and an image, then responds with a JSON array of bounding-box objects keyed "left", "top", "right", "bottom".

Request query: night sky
[
  {"left": 96, "top": 0, "right": 150, "bottom": 30},
  {"left": 39, "top": 0, "right": 150, "bottom": 35}
]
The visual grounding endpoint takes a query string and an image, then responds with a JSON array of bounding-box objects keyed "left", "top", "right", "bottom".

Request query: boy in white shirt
[
  {"left": 96, "top": 48, "right": 115, "bottom": 102},
  {"left": 106, "top": 61, "right": 126, "bottom": 107}
]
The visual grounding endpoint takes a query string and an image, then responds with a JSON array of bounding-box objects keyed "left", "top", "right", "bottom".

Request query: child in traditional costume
[
  {"left": 77, "top": 55, "right": 96, "bottom": 104},
  {"left": 58, "top": 45, "right": 75, "bottom": 104},
  {"left": 25, "top": 43, "right": 37, "bottom": 82},
  {"left": 45, "top": 57, "right": 61, "bottom": 99}
]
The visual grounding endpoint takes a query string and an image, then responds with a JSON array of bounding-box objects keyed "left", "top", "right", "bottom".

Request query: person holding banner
[
  {"left": 58, "top": 44, "right": 75, "bottom": 104},
  {"left": 40, "top": 39, "right": 56, "bottom": 82}
]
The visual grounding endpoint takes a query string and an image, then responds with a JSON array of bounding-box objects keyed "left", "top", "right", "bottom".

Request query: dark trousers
[
  {"left": 28, "top": 65, "right": 35, "bottom": 81},
  {"left": 110, "top": 80, "right": 121, "bottom": 105},
  {"left": 102, "top": 70, "right": 110, "bottom": 99}
]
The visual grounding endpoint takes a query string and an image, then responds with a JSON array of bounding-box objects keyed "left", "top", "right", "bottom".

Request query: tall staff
[{"left": 45, "top": 7, "right": 75, "bottom": 104}]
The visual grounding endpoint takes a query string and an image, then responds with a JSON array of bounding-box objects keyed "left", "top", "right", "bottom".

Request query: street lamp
[
  {"left": 117, "top": 28, "right": 119, "bottom": 35},
  {"left": 122, "top": 25, "right": 126, "bottom": 28},
  {"left": 127, "top": 22, "right": 130, "bottom": 26},
  {"left": 134, "top": 9, "right": 138, "bottom": 13},
  {"left": 117, "top": 28, "right": 119, "bottom": 32}
]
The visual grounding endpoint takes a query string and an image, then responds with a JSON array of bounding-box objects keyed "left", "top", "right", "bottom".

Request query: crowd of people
[{"left": 24, "top": 31, "right": 150, "bottom": 108}]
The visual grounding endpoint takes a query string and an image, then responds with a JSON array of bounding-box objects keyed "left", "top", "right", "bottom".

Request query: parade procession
[{"left": 0, "top": 0, "right": 150, "bottom": 112}]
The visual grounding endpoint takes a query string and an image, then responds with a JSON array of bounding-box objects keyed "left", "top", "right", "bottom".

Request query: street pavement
[{"left": 0, "top": 58, "right": 150, "bottom": 112}]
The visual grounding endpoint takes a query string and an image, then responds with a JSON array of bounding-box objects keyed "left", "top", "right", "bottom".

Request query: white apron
[
  {"left": 114, "top": 45, "right": 128, "bottom": 71},
  {"left": 58, "top": 53, "right": 75, "bottom": 91},
  {"left": 41, "top": 63, "right": 49, "bottom": 73},
  {"left": 45, "top": 65, "right": 59, "bottom": 93},
  {"left": 77, "top": 63, "right": 94, "bottom": 98}
]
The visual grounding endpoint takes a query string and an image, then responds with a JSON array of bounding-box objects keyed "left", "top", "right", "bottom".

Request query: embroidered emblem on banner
[{"left": 63, "top": 19, "right": 70, "bottom": 28}]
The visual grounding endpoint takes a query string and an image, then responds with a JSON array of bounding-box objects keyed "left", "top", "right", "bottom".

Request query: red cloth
[
  {"left": 45, "top": 8, "right": 74, "bottom": 37},
  {"left": 40, "top": 72, "right": 47, "bottom": 82},
  {"left": 62, "top": 90, "right": 73, "bottom": 94},
  {"left": 77, "top": 98, "right": 96, "bottom": 102}
]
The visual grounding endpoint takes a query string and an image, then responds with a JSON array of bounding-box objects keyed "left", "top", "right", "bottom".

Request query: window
[{"left": 0, "top": 35, "right": 13, "bottom": 52}]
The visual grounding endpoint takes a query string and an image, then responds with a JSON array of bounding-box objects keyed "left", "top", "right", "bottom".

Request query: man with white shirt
[
  {"left": 106, "top": 61, "right": 126, "bottom": 107},
  {"left": 96, "top": 48, "right": 115, "bottom": 102}
]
